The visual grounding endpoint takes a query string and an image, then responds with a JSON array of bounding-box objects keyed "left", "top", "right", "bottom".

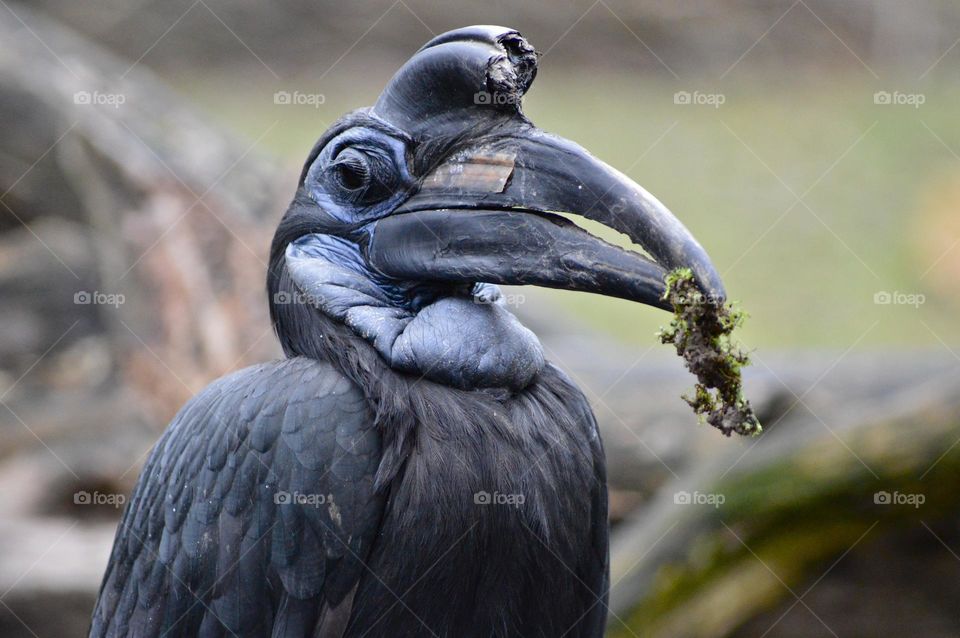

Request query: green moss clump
[{"left": 658, "top": 268, "right": 761, "bottom": 437}]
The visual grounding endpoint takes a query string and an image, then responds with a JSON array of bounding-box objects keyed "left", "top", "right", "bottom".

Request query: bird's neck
[{"left": 269, "top": 244, "right": 545, "bottom": 392}]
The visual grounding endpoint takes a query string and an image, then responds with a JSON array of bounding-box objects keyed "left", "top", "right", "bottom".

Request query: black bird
[{"left": 91, "top": 26, "right": 725, "bottom": 638}]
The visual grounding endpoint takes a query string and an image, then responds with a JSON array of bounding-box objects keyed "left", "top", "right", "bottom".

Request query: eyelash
[{"left": 331, "top": 152, "right": 369, "bottom": 191}]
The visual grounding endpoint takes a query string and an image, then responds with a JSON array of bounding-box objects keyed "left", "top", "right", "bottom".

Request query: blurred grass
[{"left": 179, "top": 72, "right": 960, "bottom": 349}]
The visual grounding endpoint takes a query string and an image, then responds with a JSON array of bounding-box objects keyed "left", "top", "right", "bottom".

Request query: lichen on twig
[{"left": 658, "top": 268, "right": 761, "bottom": 437}]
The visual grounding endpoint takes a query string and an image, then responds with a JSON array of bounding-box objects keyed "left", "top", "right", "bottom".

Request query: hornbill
[{"left": 91, "top": 26, "right": 725, "bottom": 638}]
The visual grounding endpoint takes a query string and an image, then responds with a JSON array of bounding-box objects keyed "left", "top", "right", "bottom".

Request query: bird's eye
[
  {"left": 304, "top": 129, "right": 410, "bottom": 211},
  {"left": 330, "top": 149, "right": 371, "bottom": 192},
  {"left": 322, "top": 144, "right": 400, "bottom": 206}
]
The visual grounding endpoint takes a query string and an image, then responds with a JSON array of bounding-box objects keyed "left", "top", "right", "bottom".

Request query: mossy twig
[{"left": 658, "top": 268, "right": 761, "bottom": 437}]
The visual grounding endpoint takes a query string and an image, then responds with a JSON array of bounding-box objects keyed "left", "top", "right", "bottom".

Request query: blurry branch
[{"left": 606, "top": 357, "right": 960, "bottom": 637}]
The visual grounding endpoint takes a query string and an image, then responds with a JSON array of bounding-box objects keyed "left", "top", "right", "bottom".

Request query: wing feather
[{"left": 90, "top": 357, "right": 382, "bottom": 637}]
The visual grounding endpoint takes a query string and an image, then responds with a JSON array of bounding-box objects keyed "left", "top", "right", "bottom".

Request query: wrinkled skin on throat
[{"left": 283, "top": 233, "right": 545, "bottom": 391}]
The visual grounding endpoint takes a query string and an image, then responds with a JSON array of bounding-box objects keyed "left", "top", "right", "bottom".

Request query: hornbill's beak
[
  {"left": 365, "top": 26, "right": 725, "bottom": 311},
  {"left": 367, "top": 127, "right": 725, "bottom": 310}
]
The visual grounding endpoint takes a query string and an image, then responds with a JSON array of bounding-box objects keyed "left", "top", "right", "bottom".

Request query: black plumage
[
  {"left": 92, "top": 355, "right": 608, "bottom": 637},
  {"left": 92, "top": 360, "right": 381, "bottom": 636}
]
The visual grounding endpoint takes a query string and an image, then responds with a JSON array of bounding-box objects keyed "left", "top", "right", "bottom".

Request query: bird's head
[{"left": 268, "top": 25, "right": 725, "bottom": 391}]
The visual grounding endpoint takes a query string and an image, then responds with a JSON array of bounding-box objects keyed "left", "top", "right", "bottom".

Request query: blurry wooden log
[
  {"left": 606, "top": 356, "right": 960, "bottom": 638},
  {"left": 0, "top": 3, "right": 287, "bottom": 435}
]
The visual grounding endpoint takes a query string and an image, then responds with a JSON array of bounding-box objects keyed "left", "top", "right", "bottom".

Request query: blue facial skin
[
  {"left": 299, "top": 125, "right": 476, "bottom": 312},
  {"left": 304, "top": 127, "right": 415, "bottom": 225},
  {"left": 286, "top": 123, "right": 545, "bottom": 390},
  {"left": 286, "top": 233, "right": 465, "bottom": 312}
]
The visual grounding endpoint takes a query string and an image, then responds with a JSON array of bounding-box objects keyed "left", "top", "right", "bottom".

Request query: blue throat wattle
[{"left": 284, "top": 233, "right": 545, "bottom": 390}]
